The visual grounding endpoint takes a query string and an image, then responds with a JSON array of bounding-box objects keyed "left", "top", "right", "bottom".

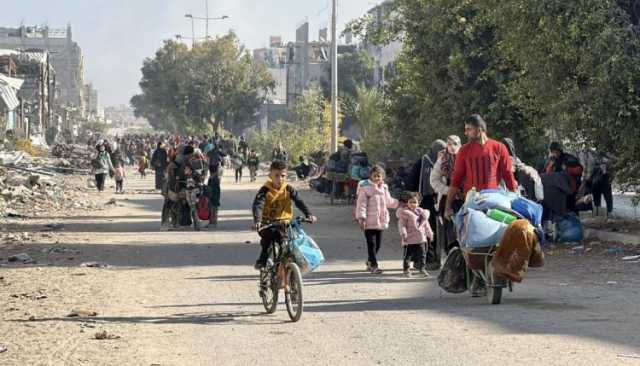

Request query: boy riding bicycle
[{"left": 252, "top": 160, "right": 316, "bottom": 270}]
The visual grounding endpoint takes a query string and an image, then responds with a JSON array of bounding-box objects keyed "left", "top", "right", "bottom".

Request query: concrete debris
[
  {"left": 7, "top": 253, "right": 35, "bottom": 264},
  {"left": 67, "top": 309, "right": 98, "bottom": 318},
  {"left": 0, "top": 344, "right": 6, "bottom": 353},
  {"left": 10, "top": 290, "right": 47, "bottom": 300},
  {"left": 94, "top": 330, "right": 121, "bottom": 340},
  {"left": 80, "top": 261, "right": 109, "bottom": 268},
  {"left": 622, "top": 255, "right": 640, "bottom": 261},
  {"left": 0, "top": 146, "right": 102, "bottom": 218}
]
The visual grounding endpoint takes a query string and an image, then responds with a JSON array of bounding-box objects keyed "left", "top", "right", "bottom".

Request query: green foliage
[
  {"left": 322, "top": 50, "right": 376, "bottom": 100},
  {"left": 131, "top": 33, "right": 275, "bottom": 135},
  {"left": 348, "top": 0, "right": 640, "bottom": 187},
  {"left": 247, "top": 88, "right": 333, "bottom": 165}
]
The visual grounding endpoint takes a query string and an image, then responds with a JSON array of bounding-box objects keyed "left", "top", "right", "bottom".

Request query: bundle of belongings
[{"left": 452, "top": 189, "right": 545, "bottom": 283}]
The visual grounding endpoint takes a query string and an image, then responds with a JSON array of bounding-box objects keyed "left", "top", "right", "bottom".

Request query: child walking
[
  {"left": 114, "top": 162, "right": 126, "bottom": 194},
  {"left": 355, "top": 165, "right": 399, "bottom": 274},
  {"left": 138, "top": 153, "right": 149, "bottom": 179},
  {"left": 397, "top": 191, "right": 433, "bottom": 277}
]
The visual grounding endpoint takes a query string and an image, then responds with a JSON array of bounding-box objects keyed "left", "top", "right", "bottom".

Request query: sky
[{"left": 0, "top": 0, "right": 380, "bottom": 107}]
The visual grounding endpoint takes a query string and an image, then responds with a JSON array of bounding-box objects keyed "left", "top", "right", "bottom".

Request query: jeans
[
  {"left": 365, "top": 229, "right": 382, "bottom": 267},
  {"left": 155, "top": 169, "right": 164, "bottom": 190}
]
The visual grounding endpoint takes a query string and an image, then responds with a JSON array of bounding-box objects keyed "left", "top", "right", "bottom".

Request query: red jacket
[{"left": 451, "top": 139, "right": 517, "bottom": 193}]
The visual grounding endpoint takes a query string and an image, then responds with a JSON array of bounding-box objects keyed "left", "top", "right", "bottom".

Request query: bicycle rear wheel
[
  {"left": 284, "top": 263, "right": 304, "bottom": 322},
  {"left": 260, "top": 270, "right": 278, "bottom": 314}
]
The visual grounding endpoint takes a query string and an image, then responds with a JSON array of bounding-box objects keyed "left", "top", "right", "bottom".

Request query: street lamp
[
  {"left": 185, "top": 14, "right": 196, "bottom": 47},
  {"left": 185, "top": 13, "right": 230, "bottom": 45}
]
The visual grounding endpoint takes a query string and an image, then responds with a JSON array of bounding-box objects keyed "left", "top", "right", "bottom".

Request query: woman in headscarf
[
  {"left": 430, "top": 135, "right": 462, "bottom": 259},
  {"left": 409, "top": 139, "right": 447, "bottom": 269},
  {"left": 91, "top": 142, "right": 114, "bottom": 192}
]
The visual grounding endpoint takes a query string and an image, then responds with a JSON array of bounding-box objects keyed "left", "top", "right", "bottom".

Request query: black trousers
[
  {"left": 95, "top": 173, "right": 106, "bottom": 191},
  {"left": 365, "top": 229, "right": 382, "bottom": 267},
  {"left": 403, "top": 244, "right": 425, "bottom": 270},
  {"left": 420, "top": 194, "right": 438, "bottom": 265},
  {"left": 115, "top": 180, "right": 123, "bottom": 192},
  {"left": 592, "top": 174, "right": 613, "bottom": 213},
  {"left": 258, "top": 225, "right": 286, "bottom": 263},
  {"left": 235, "top": 168, "right": 243, "bottom": 182}
]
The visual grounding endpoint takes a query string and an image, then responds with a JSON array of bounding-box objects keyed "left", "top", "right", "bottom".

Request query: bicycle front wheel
[
  {"left": 260, "top": 270, "right": 278, "bottom": 314},
  {"left": 284, "top": 263, "right": 304, "bottom": 322}
]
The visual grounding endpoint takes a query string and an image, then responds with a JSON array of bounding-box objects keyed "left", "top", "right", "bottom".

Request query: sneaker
[
  {"left": 370, "top": 266, "right": 383, "bottom": 275},
  {"left": 403, "top": 268, "right": 411, "bottom": 277},
  {"left": 419, "top": 268, "right": 430, "bottom": 277}
]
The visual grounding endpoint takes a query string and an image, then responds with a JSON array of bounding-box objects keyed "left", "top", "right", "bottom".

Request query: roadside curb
[{"left": 584, "top": 228, "right": 640, "bottom": 245}]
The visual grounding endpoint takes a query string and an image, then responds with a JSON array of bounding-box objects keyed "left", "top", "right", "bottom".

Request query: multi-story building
[
  {"left": 364, "top": 1, "right": 402, "bottom": 86},
  {"left": 0, "top": 25, "right": 86, "bottom": 113},
  {"left": 0, "top": 49, "right": 56, "bottom": 138}
]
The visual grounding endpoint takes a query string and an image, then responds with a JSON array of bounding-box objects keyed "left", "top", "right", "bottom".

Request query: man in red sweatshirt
[{"left": 444, "top": 114, "right": 518, "bottom": 296}]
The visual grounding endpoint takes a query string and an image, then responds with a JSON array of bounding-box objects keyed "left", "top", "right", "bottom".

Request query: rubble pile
[
  {"left": 50, "top": 144, "right": 93, "bottom": 170},
  {"left": 0, "top": 147, "right": 100, "bottom": 218}
]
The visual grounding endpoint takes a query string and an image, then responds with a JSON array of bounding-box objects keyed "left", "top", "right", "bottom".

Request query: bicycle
[{"left": 258, "top": 217, "right": 313, "bottom": 322}]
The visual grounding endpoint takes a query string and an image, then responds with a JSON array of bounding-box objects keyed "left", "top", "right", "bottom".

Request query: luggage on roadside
[
  {"left": 437, "top": 247, "right": 468, "bottom": 293},
  {"left": 350, "top": 152, "right": 368, "bottom": 167},
  {"left": 555, "top": 214, "right": 583, "bottom": 243}
]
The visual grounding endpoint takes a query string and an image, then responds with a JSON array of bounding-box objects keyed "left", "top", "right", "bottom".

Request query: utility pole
[
  {"left": 205, "top": 0, "right": 209, "bottom": 39},
  {"left": 330, "top": 0, "right": 338, "bottom": 153}
]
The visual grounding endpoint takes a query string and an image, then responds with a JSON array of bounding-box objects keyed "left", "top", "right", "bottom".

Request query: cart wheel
[{"left": 487, "top": 262, "right": 504, "bottom": 305}]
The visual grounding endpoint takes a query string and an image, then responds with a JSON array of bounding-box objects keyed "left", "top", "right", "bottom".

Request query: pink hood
[
  {"left": 355, "top": 180, "right": 399, "bottom": 230},
  {"left": 396, "top": 207, "right": 433, "bottom": 246}
]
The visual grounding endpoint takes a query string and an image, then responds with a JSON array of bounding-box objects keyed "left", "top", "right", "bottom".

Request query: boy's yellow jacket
[{"left": 252, "top": 181, "right": 311, "bottom": 224}]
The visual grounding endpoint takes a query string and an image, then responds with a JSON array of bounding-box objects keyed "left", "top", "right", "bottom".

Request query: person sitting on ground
[
  {"left": 251, "top": 160, "right": 316, "bottom": 270},
  {"left": 295, "top": 156, "right": 315, "bottom": 180},
  {"left": 544, "top": 142, "right": 583, "bottom": 213}
]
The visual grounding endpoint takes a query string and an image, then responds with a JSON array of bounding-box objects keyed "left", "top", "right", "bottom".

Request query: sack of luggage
[
  {"left": 456, "top": 208, "right": 508, "bottom": 248},
  {"left": 197, "top": 195, "right": 210, "bottom": 220},
  {"left": 555, "top": 214, "right": 583, "bottom": 243},
  {"left": 290, "top": 222, "right": 325, "bottom": 273},
  {"left": 351, "top": 152, "right": 368, "bottom": 166},
  {"left": 437, "top": 247, "right": 468, "bottom": 293},
  {"left": 511, "top": 197, "right": 543, "bottom": 227}
]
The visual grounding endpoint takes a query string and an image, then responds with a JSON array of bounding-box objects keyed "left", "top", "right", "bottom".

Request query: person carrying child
[
  {"left": 114, "top": 161, "right": 126, "bottom": 194},
  {"left": 355, "top": 165, "right": 400, "bottom": 274},
  {"left": 397, "top": 191, "right": 433, "bottom": 277},
  {"left": 252, "top": 160, "right": 316, "bottom": 270}
]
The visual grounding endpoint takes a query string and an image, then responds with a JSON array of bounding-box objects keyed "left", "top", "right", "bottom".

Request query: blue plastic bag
[
  {"left": 469, "top": 189, "right": 516, "bottom": 212},
  {"left": 455, "top": 208, "right": 508, "bottom": 248},
  {"left": 290, "top": 223, "right": 325, "bottom": 273},
  {"left": 511, "top": 197, "right": 543, "bottom": 227},
  {"left": 555, "top": 214, "right": 583, "bottom": 243}
]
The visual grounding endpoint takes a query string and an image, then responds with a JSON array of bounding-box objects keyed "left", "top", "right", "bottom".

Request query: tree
[
  {"left": 131, "top": 33, "right": 275, "bottom": 134},
  {"left": 322, "top": 50, "right": 375, "bottom": 100}
]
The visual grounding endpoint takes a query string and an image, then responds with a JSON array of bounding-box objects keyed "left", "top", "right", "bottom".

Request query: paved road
[{"left": 2, "top": 168, "right": 640, "bottom": 365}]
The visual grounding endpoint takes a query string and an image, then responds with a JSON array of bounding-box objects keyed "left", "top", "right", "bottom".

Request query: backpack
[
  {"left": 437, "top": 247, "right": 468, "bottom": 294},
  {"left": 197, "top": 195, "right": 210, "bottom": 220}
]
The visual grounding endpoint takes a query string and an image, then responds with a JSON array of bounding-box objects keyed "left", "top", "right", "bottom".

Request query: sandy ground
[{"left": 1, "top": 168, "right": 640, "bottom": 366}]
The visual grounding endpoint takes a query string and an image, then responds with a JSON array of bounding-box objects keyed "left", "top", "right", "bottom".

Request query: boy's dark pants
[
  {"left": 403, "top": 244, "right": 425, "bottom": 270},
  {"left": 258, "top": 225, "right": 286, "bottom": 263}
]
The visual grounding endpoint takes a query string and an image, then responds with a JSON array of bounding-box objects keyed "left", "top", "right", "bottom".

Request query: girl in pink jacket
[
  {"left": 397, "top": 192, "right": 433, "bottom": 277},
  {"left": 355, "top": 165, "right": 399, "bottom": 274}
]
